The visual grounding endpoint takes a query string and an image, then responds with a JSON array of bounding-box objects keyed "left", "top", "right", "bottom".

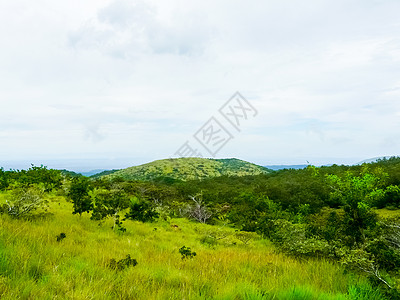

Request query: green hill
[{"left": 106, "top": 158, "right": 270, "bottom": 181}]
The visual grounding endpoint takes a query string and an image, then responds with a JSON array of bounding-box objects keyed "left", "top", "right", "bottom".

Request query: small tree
[
  {"left": 186, "top": 193, "right": 212, "bottom": 224},
  {"left": 340, "top": 249, "right": 393, "bottom": 289},
  {"left": 124, "top": 199, "right": 159, "bottom": 223},
  {"left": 0, "top": 168, "right": 9, "bottom": 190},
  {"left": 91, "top": 186, "right": 130, "bottom": 230},
  {"left": 17, "top": 165, "right": 63, "bottom": 192},
  {"left": 327, "top": 171, "right": 380, "bottom": 246},
  {"left": 69, "top": 177, "right": 93, "bottom": 216},
  {"left": 1, "top": 185, "right": 48, "bottom": 218},
  {"left": 235, "top": 231, "right": 258, "bottom": 245},
  {"left": 384, "top": 221, "right": 400, "bottom": 252}
]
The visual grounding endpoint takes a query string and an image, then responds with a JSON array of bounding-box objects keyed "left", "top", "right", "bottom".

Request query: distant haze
[{"left": 0, "top": 156, "right": 387, "bottom": 173}]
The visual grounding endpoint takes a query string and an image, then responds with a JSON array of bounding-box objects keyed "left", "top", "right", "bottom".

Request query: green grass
[
  {"left": 0, "top": 193, "right": 387, "bottom": 299},
  {"left": 374, "top": 208, "right": 400, "bottom": 219}
]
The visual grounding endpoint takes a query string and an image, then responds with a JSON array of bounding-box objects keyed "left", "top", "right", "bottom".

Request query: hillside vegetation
[
  {"left": 106, "top": 158, "right": 270, "bottom": 181},
  {"left": 0, "top": 195, "right": 383, "bottom": 299},
  {"left": 1, "top": 158, "right": 400, "bottom": 298}
]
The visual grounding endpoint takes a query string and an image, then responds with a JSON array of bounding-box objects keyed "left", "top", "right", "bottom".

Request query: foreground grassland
[{"left": 0, "top": 194, "right": 386, "bottom": 300}]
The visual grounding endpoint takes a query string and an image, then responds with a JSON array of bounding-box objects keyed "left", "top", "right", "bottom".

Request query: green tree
[
  {"left": 0, "top": 168, "right": 9, "bottom": 190},
  {"left": 69, "top": 177, "right": 93, "bottom": 216},
  {"left": 380, "top": 185, "right": 400, "bottom": 208},
  {"left": 1, "top": 185, "right": 48, "bottom": 218},
  {"left": 124, "top": 199, "right": 159, "bottom": 223},
  {"left": 91, "top": 186, "right": 130, "bottom": 230},
  {"left": 15, "top": 165, "right": 63, "bottom": 192},
  {"left": 327, "top": 171, "right": 381, "bottom": 246}
]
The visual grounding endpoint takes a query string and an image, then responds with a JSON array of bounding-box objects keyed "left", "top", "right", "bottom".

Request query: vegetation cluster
[{"left": 1, "top": 157, "right": 400, "bottom": 298}]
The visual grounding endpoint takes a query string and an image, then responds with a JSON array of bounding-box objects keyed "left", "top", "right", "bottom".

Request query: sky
[{"left": 0, "top": 0, "right": 400, "bottom": 171}]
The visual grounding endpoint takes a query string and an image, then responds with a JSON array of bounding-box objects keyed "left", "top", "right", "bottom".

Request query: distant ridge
[
  {"left": 105, "top": 157, "right": 270, "bottom": 181},
  {"left": 356, "top": 156, "right": 399, "bottom": 165},
  {"left": 79, "top": 169, "right": 108, "bottom": 177},
  {"left": 60, "top": 169, "right": 119, "bottom": 178},
  {"left": 90, "top": 169, "right": 120, "bottom": 179},
  {"left": 264, "top": 164, "right": 308, "bottom": 171}
]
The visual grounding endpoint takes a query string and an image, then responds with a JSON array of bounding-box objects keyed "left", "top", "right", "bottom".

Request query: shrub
[
  {"left": 107, "top": 255, "right": 138, "bottom": 271},
  {"left": 1, "top": 186, "right": 48, "bottom": 219},
  {"left": 235, "top": 231, "right": 258, "bottom": 245},
  {"left": 124, "top": 200, "right": 159, "bottom": 223},
  {"left": 91, "top": 187, "right": 130, "bottom": 230},
  {"left": 200, "top": 235, "right": 218, "bottom": 247},
  {"left": 179, "top": 246, "right": 196, "bottom": 260},
  {"left": 68, "top": 177, "right": 92, "bottom": 216},
  {"left": 268, "top": 219, "right": 330, "bottom": 257},
  {"left": 56, "top": 233, "right": 66, "bottom": 242},
  {"left": 185, "top": 194, "right": 212, "bottom": 224}
]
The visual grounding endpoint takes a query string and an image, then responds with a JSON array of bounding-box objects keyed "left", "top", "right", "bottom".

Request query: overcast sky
[{"left": 1, "top": 0, "right": 400, "bottom": 171}]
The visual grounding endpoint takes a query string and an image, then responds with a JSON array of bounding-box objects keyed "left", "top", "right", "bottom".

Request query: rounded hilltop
[{"left": 106, "top": 157, "right": 270, "bottom": 181}]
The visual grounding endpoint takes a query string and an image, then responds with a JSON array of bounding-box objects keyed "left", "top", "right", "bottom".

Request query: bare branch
[{"left": 186, "top": 193, "right": 212, "bottom": 223}]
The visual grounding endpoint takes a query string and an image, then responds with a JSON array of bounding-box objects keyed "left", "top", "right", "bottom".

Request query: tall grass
[{"left": 0, "top": 193, "right": 387, "bottom": 299}]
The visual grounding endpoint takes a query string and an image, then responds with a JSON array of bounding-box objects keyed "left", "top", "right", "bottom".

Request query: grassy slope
[
  {"left": 107, "top": 158, "right": 270, "bottom": 181},
  {"left": 0, "top": 193, "right": 386, "bottom": 300}
]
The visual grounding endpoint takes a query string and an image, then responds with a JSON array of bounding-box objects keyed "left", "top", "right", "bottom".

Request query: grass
[
  {"left": 374, "top": 208, "right": 400, "bottom": 219},
  {"left": 0, "top": 192, "right": 388, "bottom": 299}
]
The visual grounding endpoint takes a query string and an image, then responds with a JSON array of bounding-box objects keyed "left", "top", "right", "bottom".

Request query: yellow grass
[{"left": 0, "top": 192, "right": 383, "bottom": 299}]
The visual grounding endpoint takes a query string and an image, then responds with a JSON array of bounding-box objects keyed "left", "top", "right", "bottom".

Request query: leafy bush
[
  {"left": 0, "top": 168, "right": 8, "bottom": 190},
  {"left": 124, "top": 200, "right": 159, "bottom": 223},
  {"left": 340, "top": 248, "right": 393, "bottom": 290},
  {"left": 91, "top": 187, "right": 130, "bottom": 230},
  {"left": 7, "top": 165, "right": 63, "bottom": 192},
  {"left": 107, "top": 255, "right": 138, "bottom": 271},
  {"left": 365, "top": 237, "right": 400, "bottom": 272},
  {"left": 56, "top": 233, "right": 66, "bottom": 242},
  {"left": 200, "top": 235, "right": 218, "bottom": 247},
  {"left": 235, "top": 231, "right": 258, "bottom": 245},
  {"left": 179, "top": 246, "right": 196, "bottom": 260},
  {"left": 0, "top": 186, "right": 48, "bottom": 219},
  {"left": 268, "top": 219, "right": 331, "bottom": 257},
  {"left": 68, "top": 177, "right": 92, "bottom": 216}
]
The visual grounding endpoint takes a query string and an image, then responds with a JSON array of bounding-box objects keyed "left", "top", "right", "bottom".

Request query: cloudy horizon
[{"left": 1, "top": 0, "right": 400, "bottom": 171}]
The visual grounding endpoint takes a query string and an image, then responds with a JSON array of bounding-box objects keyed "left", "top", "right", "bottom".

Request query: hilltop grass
[
  {"left": 107, "top": 157, "right": 270, "bottom": 181},
  {"left": 0, "top": 193, "right": 387, "bottom": 299}
]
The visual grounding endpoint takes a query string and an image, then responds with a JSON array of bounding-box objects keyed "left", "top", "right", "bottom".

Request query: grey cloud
[
  {"left": 209, "top": 0, "right": 400, "bottom": 56},
  {"left": 68, "top": 0, "right": 214, "bottom": 57},
  {"left": 98, "top": 0, "right": 154, "bottom": 28},
  {"left": 83, "top": 123, "right": 105, "bottom": 143},
  {"left": 50, "top": 104, "right": 83, "bottom": 111},
  {"left": 68, "top": 24, "right": 117, "bottom": 51}
]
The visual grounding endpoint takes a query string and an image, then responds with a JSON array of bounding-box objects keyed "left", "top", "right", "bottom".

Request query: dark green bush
[
  {"left": 179, "top": 246, "right": 196, "bottom": 260},
  {"left": 124, "top": 201, "right": 159, "bottom": 223},
  {"left": 56, "top": 233, "right": 66, "bottom": 242},
  {"left": 107, "top": 255, "right": 138, "bottom": 271}
]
